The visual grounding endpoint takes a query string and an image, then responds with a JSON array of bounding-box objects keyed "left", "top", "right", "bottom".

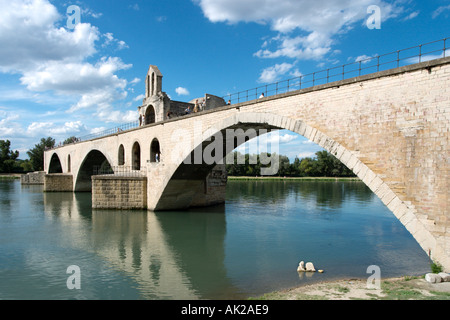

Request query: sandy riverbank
[{"left": 254, "top": 276, "right": 450, "bottom": 300}]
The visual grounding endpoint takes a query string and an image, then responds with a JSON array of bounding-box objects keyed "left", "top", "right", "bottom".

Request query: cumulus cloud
[
  {"left": 196, "top": 0, "right": 405, "bottom": 83},
  {"left": 26, "top": 121, "right": 87, "bottom": 137},
  {"left": 259, "top": 62, "right": 295, "bottom": 83},
  {"left": 175, "top": 87, "right": 190, "bottom": 96},
  {"left": 0, "top": 1, "right": 99, "bottom": 72},
  {"left": 0, "top": 0, "right": 135, "bottom": 127}
]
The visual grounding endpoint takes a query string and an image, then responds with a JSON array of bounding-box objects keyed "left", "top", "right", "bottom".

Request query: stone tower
[{"left": 138, "top": 65, "right": 170, "bottom": 125}]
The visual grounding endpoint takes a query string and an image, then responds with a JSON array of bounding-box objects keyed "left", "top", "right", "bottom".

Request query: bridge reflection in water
[{"left": 43, "top": 191, "right": 244, "bottom": 299}]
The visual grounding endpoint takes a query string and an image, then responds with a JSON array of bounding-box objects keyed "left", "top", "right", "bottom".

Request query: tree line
[
  {"left": 226, "top": 151, "right": 355, "bottom": 177},
  {"left": 0, "top": 137, "right": 59, "bottom": 173}
]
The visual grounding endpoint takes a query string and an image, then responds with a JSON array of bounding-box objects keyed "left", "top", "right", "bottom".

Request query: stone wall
[
  {"left": 169, "top": 100, "right": 194, "bottom": 117},
  {"left": 21, "top": 171, "right": 45, "bottom": 185},
  {"left": 44, "top": 174, "right": 73, "bottom": 192},
  {"left": 92, "top": 176, "right": 147, "bottom": 210}
]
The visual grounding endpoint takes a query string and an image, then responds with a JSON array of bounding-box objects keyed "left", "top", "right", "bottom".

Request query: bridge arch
[
  {"left": 132, "top": 141, "right": 141, "bottom": 170},
  {"left": 48, "top": 153, "right": 63, "bottom": 174},
  {"left": 145, "top": 105, "right": 156, "bottom": 125},
  {"left": 118, "top": 144, "right": 125, "bottom": 166},
  {"left": 75, "top": 149, "right": 113, "bottom": 192},
  {"left": 152, "top": 112, "right": 434, "bottom": 261},
  {"left": 150, "top": 138, "right": 161, "bottom": 163}
]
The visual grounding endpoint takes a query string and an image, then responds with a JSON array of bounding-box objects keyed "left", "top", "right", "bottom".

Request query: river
[{"left": 0, "top": 179, "right": 431, "bottom": 300}]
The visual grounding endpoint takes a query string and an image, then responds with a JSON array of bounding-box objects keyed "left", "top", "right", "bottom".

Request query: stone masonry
[
  {"left": 92, "top": 176, "right": 147, "bottom": 210},
  {"left": 44, "top": 174, "right": 73, "bottom": 192},
  {"left": 44, "top": 57, "right": 450, "bottom": 271}
]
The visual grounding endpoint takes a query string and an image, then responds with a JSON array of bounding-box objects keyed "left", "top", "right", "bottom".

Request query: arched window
[
  {"left": 132, "top": 142, "right": 141, "bottom": 170},
  {"left": 118, "top": 144, "right": 125, "bottom": 166},
  {"left": 151, "top": 72, "right": 155, "bottom": 96},
  {"left": 150, "top": 138, "right": 161, "bottom": 163},
  {"left": 145, "top": 105, "right": 156, "bottom": 125},
  {"left": 68, "top": 155, "right": 71, "bottom": 173}
]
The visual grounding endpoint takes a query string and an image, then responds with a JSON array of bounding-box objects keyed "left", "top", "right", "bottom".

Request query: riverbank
[
  {"left": 253, "top": 276, "right": 450, "bottom": 300},
  {"left": 0, "top": 174, "right": 21, "bottom": 180},
  {"left": 228, "top": 176, "right": 360, "bottom": 181}
]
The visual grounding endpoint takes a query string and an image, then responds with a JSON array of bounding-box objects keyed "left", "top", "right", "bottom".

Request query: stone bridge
[{"left": 43, "top": 57, "right": 450, "bottom": 270}]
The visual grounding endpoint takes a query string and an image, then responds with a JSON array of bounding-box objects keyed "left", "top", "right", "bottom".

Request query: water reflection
[
  {"left": 42, "top": 190, "right": 240, "bottom": 299},
  {"left": 0, "top": 180, "right": 431, "bottom": 299},
  {"left": 226, "top": 180, "right": 374, "bottom": 210}
]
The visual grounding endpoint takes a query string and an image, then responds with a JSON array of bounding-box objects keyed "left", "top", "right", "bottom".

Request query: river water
[{"left": 0, "top": 179, "right": 431, "bottom": 300}]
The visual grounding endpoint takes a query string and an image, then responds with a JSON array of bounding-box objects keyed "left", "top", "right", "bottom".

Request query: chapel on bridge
[{"left": 138, "top": 65, "right": 226, "bottom": 126}]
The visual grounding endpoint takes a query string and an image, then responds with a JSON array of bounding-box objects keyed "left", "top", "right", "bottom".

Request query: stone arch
[
  {"left": 75, "top": 149, "right": 113, "bottom": 192},
  {"left": 150, "top": 138, "right": 161, "bottom": 163},
  {"left": 48, "top": 153, "right": 63, "bottom": 173},
  {"left": 145, "top": 105, "right": 156, "bottom": 125},
  {"left": 132, "top": 141, "right": 141, "bottom": 170},
  {"left": 152, "top": 112, "right": 435, "bottom": 264},
  {"left": 118, "top": 144, "right": 125, "bottom": 166}
]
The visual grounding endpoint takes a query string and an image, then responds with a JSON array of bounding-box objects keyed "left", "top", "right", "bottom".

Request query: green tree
[
  {"left": 27, "top": 137, "right": 55, "bottom": 171},
  {"left": 63, "top": 136, "right": 78, "bottom": 145},
  {"left": 19, "top": 159, "right": 34, "bottom": 173},
  {"left": 0, "top": 140, "right": 20, "bottom": 173}
]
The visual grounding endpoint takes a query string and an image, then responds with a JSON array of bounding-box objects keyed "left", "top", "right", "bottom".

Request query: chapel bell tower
[{"left": 138, "top": 65, "right": 168, "bottom": 125}]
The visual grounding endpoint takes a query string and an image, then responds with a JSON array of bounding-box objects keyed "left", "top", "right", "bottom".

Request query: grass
[
  {"left": 0, "top": 175, "right": 20, "bottom": 180},
  {"left": 430, "top": 261, "right": 444, "bottom": 274},
  {"left": 251, "top": 276, "right": 450, "bottom": 300}
]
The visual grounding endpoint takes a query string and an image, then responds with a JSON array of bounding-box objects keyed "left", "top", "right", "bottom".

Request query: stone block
[{"left": 425, "top": 273, "right": 442, "bottom": 283}]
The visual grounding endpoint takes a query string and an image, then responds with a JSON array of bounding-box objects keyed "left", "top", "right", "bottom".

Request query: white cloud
[
  {"left": 355, "top": 54, "right": 378, "bottom": 63},
  {"left": 432, "top": 5, "right": 450, "bottom": 19},
  {"left": 297, "top": 151, "right": 316, "bottom": 159},
  {"left": 259, "top": 63, "right": 294, "bottom": 83},
  {"left": 175, "top": 87, "right": 190, "bottom": 96},
  {"left": 95, "top": 109, "right": 137, "bottom": 123},
  {"left": 103, "top": 33, "right": 129, "bottom": 50},
  {"left": 0, "top": 110, "right": 22, "bottom": 137},
  {"left": 196, "top": 0, "right": 403, "bottom": 63},
  {"left": 26, "top": 121, "right": 87, "bottom": 137},
  {"left": 0, "top": 1, "right": 99, "bottom": 73},
  {"left": 130, "top": 77, "right": 141, "bottom": 85},
  {"left": 90, "top": 127, "right": 107, "bottom": 134},
  {"left": 0, "top": 0, "right": 134, "bottom": 127},
  {"left": 403, "top": 11, "right": 419, "bottom": 21},
  {"left": 133, "top": 94, "right": 145, "bottom": 102}
]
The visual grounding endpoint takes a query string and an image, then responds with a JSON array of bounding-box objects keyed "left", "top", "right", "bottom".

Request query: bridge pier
[
  {"left": 92, "top": 175, "right": 148, "bottom": 210},
  {"left": 90, "top": 165, "right": 227, "bottom": 211},
  {"left": 44, "top": 174, "right": 73, "bottom": 192}
]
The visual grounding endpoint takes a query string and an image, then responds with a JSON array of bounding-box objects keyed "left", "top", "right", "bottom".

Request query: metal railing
[
  {"left": 223, "top": 37, "right": 449, "bottom": 104},
  {"left": 77, "top": 120, "right": 139, "bottom": 143},
  {"left": 54, "top": 37, "right": 448, "bottom": 147},
  {"left": 93, "top": 165, "right": 147, "bottom": 177}
]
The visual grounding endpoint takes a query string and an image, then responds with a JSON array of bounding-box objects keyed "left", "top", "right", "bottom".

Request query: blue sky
[{"left": 0, "top": 0, "right": 449, "bottom": 161}]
